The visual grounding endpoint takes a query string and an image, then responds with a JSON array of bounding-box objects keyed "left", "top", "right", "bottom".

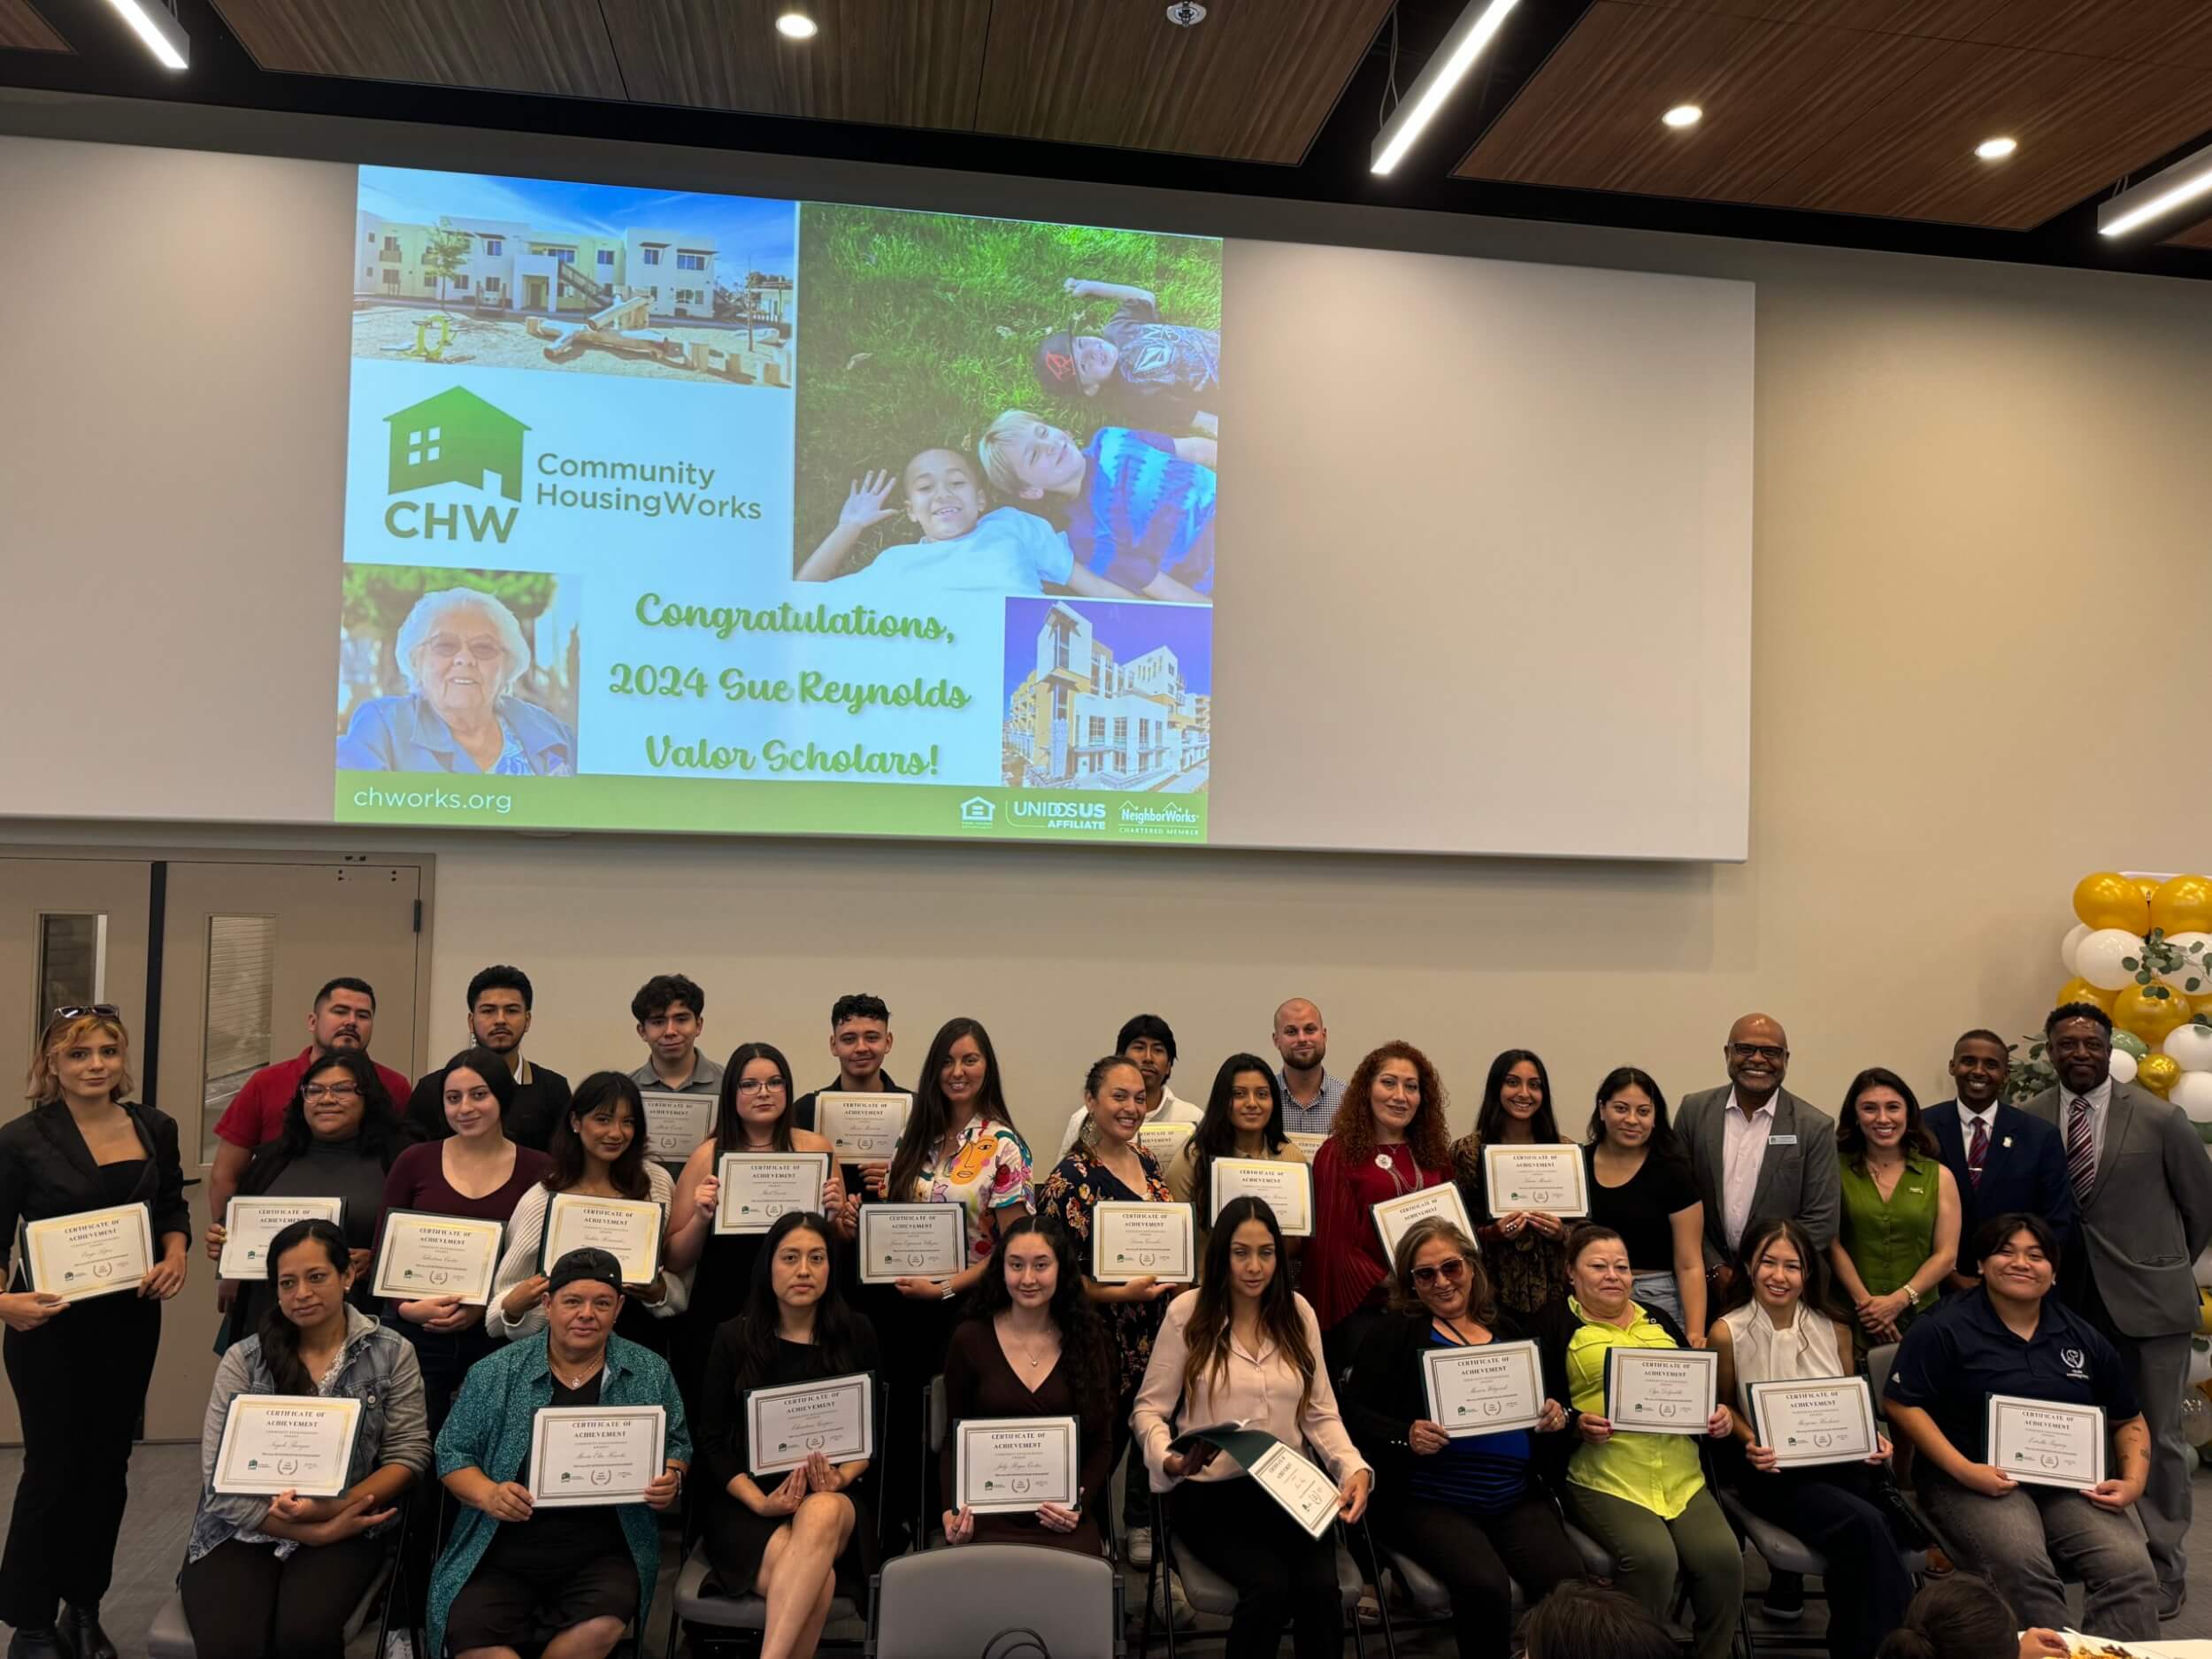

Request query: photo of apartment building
[
  {"left": 1003, "top": 601, "right": 1210, "bottom": 795},
  {"left": 354, "top": 211, "right": 740, "bottom": 320}
]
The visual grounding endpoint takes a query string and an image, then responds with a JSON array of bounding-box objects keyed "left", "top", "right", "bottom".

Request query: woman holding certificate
[
  {"left": 1710, "top": 1217, "right": 1914, "bottom": 1659},
  {"left": 696, "top": 1210, "right": 880, "bottom": 1659},
  {"left": 1829, "top": 1069, "right": 1959, "bottom": 1348},
  {"left": 0, "top": 1006, "right": 188, "bottom": 1659},
  {"left": 1163, "top": 1054, "right": 1307, "bottom": 1276},
  {"left": 1133, "top": 1196, "right": 1372, "bottom": 1659},
  {"left": 1310, "top": 1041, "right": 1452, "bottom": 1349},
  {"left": 1450, "top": 1049, "right": 1572, "bottom": 1319},
  {"left": 940, "top": 1214, "right": 1114, "bottom": 1553},
  {"left": 1532, "top": 1225, "right": 1740, "bottom": 1659},
  {"left": 1581, "top": 1068, "right": 1707, "bottom": 1341},
  {"left": 1882, "top": 1213, "right": 2159, "bottom": 1639},
  {"left": 492, "top": 1071, "right": 689, "bottom": 1353},
  {"left": 1340, "top": 1217, "right": 1579, "bottom": 1659},
  {"left": 180, "top": 1218, "right": 429, "bottom": 1659}
]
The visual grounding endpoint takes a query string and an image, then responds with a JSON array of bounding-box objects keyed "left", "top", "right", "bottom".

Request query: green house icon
[{"left": 384, "top": 386, "right": 530, "bottom": 502}]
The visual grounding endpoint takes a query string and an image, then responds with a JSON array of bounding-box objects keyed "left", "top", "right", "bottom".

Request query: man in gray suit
[{"left": 2027, "top": 1001, "right": 2212, "bottom": 1619}]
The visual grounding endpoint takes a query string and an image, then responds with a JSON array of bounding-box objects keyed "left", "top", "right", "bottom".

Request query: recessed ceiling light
[
  {"left": 1976, "top": 136, "right": 2017, "bottom": 161},
  {"left": 775, "top": 10, "right": 818, "bottom": 40},
  {"left": 1662, "top": 104, "right": 1702, "bottom": 129}
]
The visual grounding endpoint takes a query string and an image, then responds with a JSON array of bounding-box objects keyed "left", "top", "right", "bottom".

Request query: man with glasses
[{"left": 406, "top": 965, "right": 572, "bottom": 1150}]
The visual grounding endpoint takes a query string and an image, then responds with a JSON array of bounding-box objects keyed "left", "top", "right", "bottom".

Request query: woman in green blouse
[{"left": 1829, "top": 1067, "right": 1960, "bottom": 1348}]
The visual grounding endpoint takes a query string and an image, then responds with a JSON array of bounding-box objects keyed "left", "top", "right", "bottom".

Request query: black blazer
[
  {"left": 1340, "top": 1305, "right": 1540, "bottom": 1492},
  {"left": 1924, "top": 1100, "right": 2074, "bottom": 1256},
  {"left": 0, "top": 1101, "right": 190, "bottom": 1289}
]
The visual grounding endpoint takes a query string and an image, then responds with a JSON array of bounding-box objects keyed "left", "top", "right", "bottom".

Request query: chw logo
[{"left": 382, "top": 385, "right": 528, "bottom": 544}]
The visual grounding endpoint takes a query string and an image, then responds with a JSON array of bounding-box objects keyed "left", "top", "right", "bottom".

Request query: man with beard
[
  {"left": 1927, "top": 1027, "right": 2072, "bottom": 1289},
  {"left": 208, "top": 977, "right": 413, "bottom": 1220},
  {"left": 1051, "top": 1013, "right": 1200, "bottom": 1162},
  {"left": 1271, "top": 997, "right": 1345, "bottom": 1138},
  {"left": 2026, "top": 1002, "right": 2212, "bottom": 1621},
  {"left": 406, "top": 964, "right": 572, "bottom": 1149}
]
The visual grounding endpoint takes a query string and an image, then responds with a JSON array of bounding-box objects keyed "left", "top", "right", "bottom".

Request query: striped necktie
[
  {"left": 2067, "top": 1097, "right": 2096, "bottom": 1205},
  {"left": 1967, "top": 1117, "right": 1988, "bottom": 1188}
]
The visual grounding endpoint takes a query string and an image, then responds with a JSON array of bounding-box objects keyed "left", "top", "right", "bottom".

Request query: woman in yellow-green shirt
[
  {"left": 1532, "top": 1225, "right": 1740, "bottom": 1659},
  {"left": 1828, "top": 1068, "right": 1959, "bottom": 1348}
]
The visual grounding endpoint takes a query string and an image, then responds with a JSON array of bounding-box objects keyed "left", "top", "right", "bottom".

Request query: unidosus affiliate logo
[{"left": 382, "top": 385, "right": 527, "bottom": 544}]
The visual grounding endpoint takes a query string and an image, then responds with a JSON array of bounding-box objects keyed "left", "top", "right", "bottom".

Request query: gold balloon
[
  {"left": 2115, "top": 984, "right": 2195, "bottom": 1047},
  {"left": 2199, "top": 1294, "right": 2212, "bottom": 1339},
  {"left": 2139, "top": 1053, "right": 2183, "bottom": 1098},
  {"left": 2135, "top": 877, "right": 2165, "bottom": 906},
  {"left": 2056, "top": 977, "right": 2116, "bottom": 1015},
  {"left": 2075, "top": 872, "right": 2152, "bottom": 932},
  {"left": 2154, "top": 875, "right": 2212, "bottom": 938}
]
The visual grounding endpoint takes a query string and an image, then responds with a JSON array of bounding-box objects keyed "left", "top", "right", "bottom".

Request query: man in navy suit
[{"left": 1924, "top": 1028, "right": 2074, "bottom": 1291}]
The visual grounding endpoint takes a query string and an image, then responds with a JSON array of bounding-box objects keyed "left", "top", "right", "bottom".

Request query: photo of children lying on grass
[{"left": 1033, "top": 277, "right": 1220, "bottom": 438}]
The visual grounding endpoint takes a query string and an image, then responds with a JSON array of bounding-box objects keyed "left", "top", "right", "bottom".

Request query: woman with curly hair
[{"left": 1309, "top": 1041, "right": 1453, "bottom": 1354}]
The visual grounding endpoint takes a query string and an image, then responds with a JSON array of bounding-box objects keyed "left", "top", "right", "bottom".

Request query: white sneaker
[
  {"left": 381, "top": 1632, "right": 417, "bottom": 1659},
  {"left": 1125, "top": 1525, "right": 1153, "bottom": 1569}
]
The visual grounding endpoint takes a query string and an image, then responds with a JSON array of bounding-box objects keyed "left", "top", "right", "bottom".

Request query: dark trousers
[
  {"left": 0, "top": 1294, "right": 159, "bottom": 1627},
  {"left": 1374, "top": 1488, "right": 1582, "bottom": 1659},
  {"left": 178, "top": 1533, "right": 388, "bottom": 1659},
  {"left": 1732, "top": 1465, "right": 1914, "bottom": 1659},
  {"left": 864, "top": 1289, "right": 955, "bottom": 1549},
  {"left": 1169, "top": 1477, "right": 1342, "bottom": 1659}
]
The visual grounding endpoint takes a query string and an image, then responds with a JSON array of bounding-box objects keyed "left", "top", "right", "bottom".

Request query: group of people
[{"left": 2, "top": 973, "right": 2208, "bottom": 1659}]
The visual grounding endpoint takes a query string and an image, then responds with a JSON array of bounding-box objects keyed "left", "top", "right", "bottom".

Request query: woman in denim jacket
[{"left": 180, "top": 1219, "right": 430, "bottom": 1659}]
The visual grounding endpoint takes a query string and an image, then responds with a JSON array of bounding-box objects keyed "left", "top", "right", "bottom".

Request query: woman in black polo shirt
[{"left": 1883, "top": 1212, "right": 2157, "bottom": 1640}]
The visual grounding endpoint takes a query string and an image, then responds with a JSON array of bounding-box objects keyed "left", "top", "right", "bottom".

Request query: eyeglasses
[
  {"left": 1729, "top": 1043, "right": 1786, "bottom": 1062},
  {"left": 1410, "top": 1258, "right": 1470, "bottom": 1288},
  {"left": 303, "top": 1083, "right": 362, "bottom": 1102},
  {"left": 733, "top": 1079, "right": 788, "bottom": 1096}
]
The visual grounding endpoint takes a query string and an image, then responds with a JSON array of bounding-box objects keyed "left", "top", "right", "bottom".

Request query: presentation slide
[{"left": 337, "top": 166, "right": 1220, "bottom": 844}]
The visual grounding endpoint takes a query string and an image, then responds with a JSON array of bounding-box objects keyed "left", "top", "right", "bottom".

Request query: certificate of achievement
[
  {"left": 1285, "top": 1133, "right": 1329, "bottom": 1159},
  {"left": 856, "top": 1202, "right": 967, "bottom": 1284},
  {"left": 639, "top": 1091, "right": 713, "bottom": 1163},
  {"left": 370, "top": 1210, "right": 503, "bottom": 1303},
  {"left": 716, "top": 1151, "right": 832, "bottom": 1234},
  {"left": 527, "top": 1405, "right": 666, "bottom": 1507},
  {"left": 1371, "top": 1184, "right": 1475, "bottom": 1262},
  {"left": 212, "top": 1394, "right": 363, "bottom": 1497},
  {"left": 540, "top": 1192, "right": 664, "bottom": 1286},
  {"left": 1091, "top": 1202, "right": 1195, "bottom": 1284},
  {"left": 1136, "top": 1121, "right": 1194, "bottom": 1162},
  {"left": 1985, "top": 1394, "right": 2104, "bottom": 1489},
  {"left": 1421, "top": 1339, "right": 1544, "bottom": 1435},
  {"left": 954, "top": 1417, "right": 1081, "bottom": 1513},
  {"left": 1603, "top": 1347, "right": 1718, "bottom": 1435},
  {"left": 1211, "top": 1158, "right": 1313, "bottom": 1237},
  {"left": 1747, "top": 1378, "right": 1878, "bottom": 1468},
  {"left": 1479, "top": 1144, "right": 1590, "bottom": 1218},
  {"left": 817, "top": 1093, "right": 911, "bottom": 1163},
  {"left": 1247, "top": 1440, "right": 1340, "bottom": 1540},
  {"left": 747, "top": 1372, "right": 874, "bottom": 1476},
  {"left": 219, "top": 1196, "right": 344, "bottom": 1280},
  {"left": 20, "top": 1203, "right": 154, "bottom": 1301}
]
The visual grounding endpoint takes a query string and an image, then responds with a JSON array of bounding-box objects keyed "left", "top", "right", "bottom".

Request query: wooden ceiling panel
[
  {"left": 1632, "top": 1, "right": 2006, "bottom": 36},
  {"left": 210, "top": 0, "right": 626, "bottom": 98},
  {"left": 1635, "top": 1, "right": 2212, "bottom": 71},
  {"left": 0, "top": 0, "right": 66, "bottom": 52},
  {"left": 602, "top": 0, "right": 992, "bottom": 128},
  {"left": 2164, "top": 219, "right": 2212, "bottom": 250},
  {"left": 972, "top": 0, "right": 1394, "bottom": 165}
]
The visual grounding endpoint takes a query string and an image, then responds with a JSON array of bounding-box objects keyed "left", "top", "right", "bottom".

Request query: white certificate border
[
  {"left": 714, "top": 1151, "right": 832, "bottom": 1235},
  {"left": 816, "top": 1093, "right": 913, "bottom": 1164},
  {"left": 527, "top": 1403, "right": 667, "bottom": 1508},
  {"left": 1210, "top": 1158, "right": 1315, "bottom": 1237},
  {"left": 212, "top": 1393, "right": 363, "bottom": 1498},
  {"left": 23, "top": 1203, "right": 155, "bottom": 1302},
  {"left": 1420, "top": 1338, "right": 1544, "bottom": 1435},
  {"left": 954, "top": 1415, "right": 1081, "bottom": 1514},
  {"left": 1371, "top": 1183, "right": 1475, "bottom": 1263},
  {"left": 1091, "top": 1201, "right": 1195, "bottom": 1284},
  {"left": 1602, "top": 1345, "right": 1719, "bottom": 1435},
  {"left": 1746, "top": 1376, "right": 1877, "bottom": 1468},
  {"left": 1985, "top": 1393, "right": 2106, "bottom": 1490},
  {"left": 1479, "top": 1143, "right": 1590, "bottom": 1218},
  {"left": 1135, "top": 1122, "right": 1194, "bottom": 1158},
  {"left": 369, "top": 1209, "right": 505, "bottom": 1304},
  {"left": 856, "top": 1202, "right": 968, "bottom": 1284},
  {"left": 745, "top": 1371, "right": 876, "bottom": 1477},
  {"left": 638, "top": 1091, "right": 716, "bottom": 1165},
  {"left": 1247, "top": 1440, "right": 1337, "bottom": 1540},
  {"left": 540, "top": 1191, "right": 665, "bottom": 1285},
  {"left": 219, "top": 1196, "right": 348, "bottom": 1282}
]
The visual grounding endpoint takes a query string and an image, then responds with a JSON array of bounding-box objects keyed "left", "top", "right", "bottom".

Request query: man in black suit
[{"left": 1924, "top": 1028, "right": 2074, "bottom": 1291}]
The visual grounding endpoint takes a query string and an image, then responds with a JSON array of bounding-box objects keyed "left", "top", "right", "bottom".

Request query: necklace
[
  {"left": 549, "top": 1355, "right": 603, "bottom": 1391},
  {"left": 999, "top": 1316, "right": 1058, "bottom": 1372},
  {"left": 1376, "top": 1148, "right": 1411, "bottom": 1196}
]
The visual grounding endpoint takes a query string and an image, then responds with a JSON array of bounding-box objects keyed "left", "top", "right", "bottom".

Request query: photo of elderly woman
[{"left": 336, "top": 570, "right": 579, "bottom": 776}]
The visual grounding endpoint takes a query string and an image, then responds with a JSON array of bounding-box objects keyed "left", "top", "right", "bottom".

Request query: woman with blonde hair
[{"left": 0, "top": 1006, "right": 189, "bottom": 1659}]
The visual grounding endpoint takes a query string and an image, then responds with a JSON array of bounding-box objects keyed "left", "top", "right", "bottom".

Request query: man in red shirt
[{"left": 206, "top": 976, "right": 413, "bottom": 1220}]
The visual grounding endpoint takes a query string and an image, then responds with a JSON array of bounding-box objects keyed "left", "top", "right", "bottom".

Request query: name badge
[{"left": 1766, "top": 1134, "right": 1798, "bottom": 1146}]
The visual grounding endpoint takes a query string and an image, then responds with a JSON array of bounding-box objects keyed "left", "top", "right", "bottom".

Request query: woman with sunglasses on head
[
  {"left": 941, "top": 1215, "right": 1115, "bottom": 1555},
  {"left": 1133, "top": 1196, "right": 1372, "bottom": 1659},
  {"left": 209, "top": 1048, "right": 415, "bottom": 1351},
  {"left": 1450, "top": 1049, "right": 1572, "bottom": 1319},
  {"left": 0, "top": 1006, "right": 189, "bottom": 1659},
  {"left": 1582, "top": 1067, "right": 1708, "bottom": 1343},
  {"left": 492, "top": 1071, "right": 692, "bottom": 1356},
  {"left": 1711, "top": 1216, "right": 1915, "bottom": 1659},
  {"left": 1163, "top": 1054, "right": 1308, "bottom": 1279},
  {"left": 1340, "top": 1217, "right": 1578, "bottom": 1659}
]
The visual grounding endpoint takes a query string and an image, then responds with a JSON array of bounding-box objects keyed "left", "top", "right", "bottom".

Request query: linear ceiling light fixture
[
  {"left": 1371, "top": 0, "right": 1522, "bottom": 175},
  {"left": 2099, "top": 144, "right": 2212, "bottom": 238},
  {"left": 102, "top": 0, "right": 188, "bottom": 69}
]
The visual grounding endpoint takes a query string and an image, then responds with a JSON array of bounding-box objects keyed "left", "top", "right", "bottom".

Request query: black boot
[
  {"left": 59, "top": 1603, "right": 112, "bottom": 1659},
  {"left": 5, "top": 1626, "right": 73, "bottom": 1659}
]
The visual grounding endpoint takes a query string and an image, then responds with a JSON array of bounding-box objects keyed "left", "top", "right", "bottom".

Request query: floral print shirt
[
  {"left": 906, "top": 1114, "right": 1034, "bottom": 1266},
  {"left": 1039, "top": 1141, "right": 1173, "bottom": 1402}
]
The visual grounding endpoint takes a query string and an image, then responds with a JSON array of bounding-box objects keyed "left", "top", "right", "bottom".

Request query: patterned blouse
[
  {"left": 903, "top": 1113, "right": 1034, "bottom": 1268},
  {"left": 1039, "top": 1141, "right": 1173, "bottom": 1402}
]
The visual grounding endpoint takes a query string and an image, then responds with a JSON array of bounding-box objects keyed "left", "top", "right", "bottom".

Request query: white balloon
[
  {"left": 2162, "top": 933, "right": 2212, "bottom": 995},
  {"left": 2076, "top": 928, "right": 2146, "bottom": 993},
  {"left": 2167, "top": 1024, "right": 2212, "bottom": 1074},
  {"left": 2172, "top": 1071, "right": 2212, "bottom": 1125},
  {"left": 2063, "top": 922, "right": 2093, "bottom": 977},
  {"left": 2110, "top": 1048, "right": 2140, "bottom": 1085}
]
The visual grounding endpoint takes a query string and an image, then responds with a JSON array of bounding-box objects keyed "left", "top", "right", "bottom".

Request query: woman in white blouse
[
  {"left": 488, "top": 1072, "right": 688, "bottom": 1349},
  {"left": 1710, "top": 1217, "right": 1912, "bottom": 1659},
  {"left": 1132, "top": 1195, "right": 1371, "bottom": 1659}
]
